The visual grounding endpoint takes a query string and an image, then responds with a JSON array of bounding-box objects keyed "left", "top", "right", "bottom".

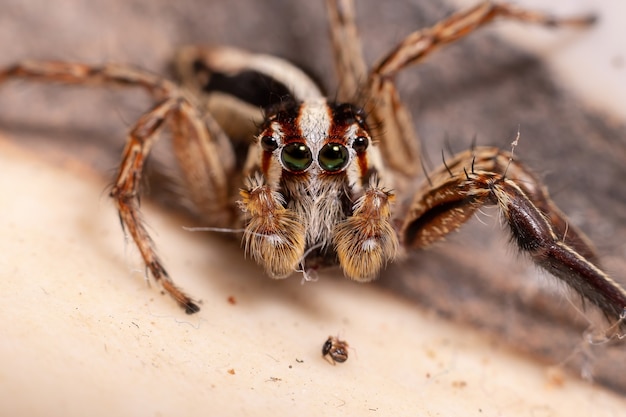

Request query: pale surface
[{"left": 1, "top": 140, "right": 625, "bottom": 416}]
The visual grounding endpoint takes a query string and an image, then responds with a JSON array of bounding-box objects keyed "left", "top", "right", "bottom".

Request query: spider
[{"left": 1, "top": 0, "right": 625, "bottom": 326}]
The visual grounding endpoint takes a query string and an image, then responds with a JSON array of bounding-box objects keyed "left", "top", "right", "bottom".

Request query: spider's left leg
[{"left": 400, "top": 147, "right": 626, "bottom": 324}]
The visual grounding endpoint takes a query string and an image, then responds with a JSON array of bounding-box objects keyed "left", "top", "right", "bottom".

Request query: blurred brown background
[{"left": 1, "top": 0, "right": 625, "bottom": 393}]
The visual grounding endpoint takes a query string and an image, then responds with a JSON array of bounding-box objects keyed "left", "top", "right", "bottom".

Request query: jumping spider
[{"left": 2, "top": 1, "right": 625, "bottom": 327}]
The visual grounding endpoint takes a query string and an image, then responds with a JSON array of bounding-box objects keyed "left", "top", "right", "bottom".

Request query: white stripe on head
[{"left": 297, "top": 99, "right": 331, "bottom": 153}]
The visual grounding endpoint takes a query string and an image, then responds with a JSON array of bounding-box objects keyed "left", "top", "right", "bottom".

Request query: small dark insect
[{"left": 322, "top": 336, "right": 349, "bottom": 365}]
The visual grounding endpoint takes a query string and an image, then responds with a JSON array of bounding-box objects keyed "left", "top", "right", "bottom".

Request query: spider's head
[
  {"left": 254, "top": 98, "right": 373, "bottom": 188},
  {"left": 240, "top": 97, "right": 390, "bottom": 278}
]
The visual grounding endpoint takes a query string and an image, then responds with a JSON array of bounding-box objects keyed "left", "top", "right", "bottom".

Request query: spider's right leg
[
  {"left": 110, "top": 97, "right": 203, "bottom": 313},
  {"left": 0, "top": 61, "right": 176, "bottom": 99}
]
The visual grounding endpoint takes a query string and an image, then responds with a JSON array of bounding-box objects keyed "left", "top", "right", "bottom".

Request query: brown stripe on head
[{"left": 327, "top": 102, "right": 375, "bottom": 184}]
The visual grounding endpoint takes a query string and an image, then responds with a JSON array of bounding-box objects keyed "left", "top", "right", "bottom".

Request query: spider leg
[
  {"left": 416, "top": 147, "right": 602, "bottom": 265},
  {"left": 373, "top": 1, "right": 594, "bottom": 79},
  {"left": 167, "top": 99, "right": 236, "bottom": 226},
  {"left": 110, "top": 97, "right": 209, "bottom": 313},
  {"left": 326, "top": 0, "right": 368, "bottom": 103},
  {"left": 361, "top": 1, "right": 594, "bottom": 177},
  {"left": 400, "top": 147, "right": 626, "bottom": 323},
  {"left": 0, "top": 61, "right": 239, "bottom": 313},
  {"left": 0, "top": 61, "right": 176, "bottom": 99}
]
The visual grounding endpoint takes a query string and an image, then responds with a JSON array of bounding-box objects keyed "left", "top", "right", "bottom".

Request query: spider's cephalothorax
[
  {"left": 239, "top": 98, "right": 398, "bottom": 281},
  {"left": 2, "top": 1, "right": 625, "bottom": 327}
]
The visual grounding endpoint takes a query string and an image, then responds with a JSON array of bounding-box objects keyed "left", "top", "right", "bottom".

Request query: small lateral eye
[
  {"left": 319, "top": 143, "right": 349, "bottom": 172},
  {"left": 352, "top": 136, "right": 369, "bottom": 153},
  {"left": 260, "top": 135, "right": 278, "bottom": 152},
  {"left": 281, "top": 142, "right": 313, "bottom": 172}
]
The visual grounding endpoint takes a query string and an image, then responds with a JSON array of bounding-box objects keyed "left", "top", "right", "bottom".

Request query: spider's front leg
[{"left": 401, "top": 147, "right": 626, "bottom": 323}]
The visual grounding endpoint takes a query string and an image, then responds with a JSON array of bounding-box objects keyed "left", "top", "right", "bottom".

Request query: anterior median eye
[
  {"left": 281, "top": 142, "right": 313, "bottom": 172},
  {"left": 319, "top": 143, "right": 349, "bottom": 172}
]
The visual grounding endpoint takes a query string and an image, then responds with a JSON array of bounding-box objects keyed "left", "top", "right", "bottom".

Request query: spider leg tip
[{"left": 184, "top": 301, "right": 201, "bottom": 314}]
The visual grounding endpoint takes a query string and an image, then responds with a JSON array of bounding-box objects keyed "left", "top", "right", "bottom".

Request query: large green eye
[
  {"left": 319, "top": 143, "right": 349, "bottom": 172},
  {"left": 281, "top": 142, "right": 313, "bottom": 172}
]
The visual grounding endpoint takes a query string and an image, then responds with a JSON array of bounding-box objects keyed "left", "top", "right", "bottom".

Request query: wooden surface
[{"left": 1, "top": 0, "right": 625, "bottom": 413}]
